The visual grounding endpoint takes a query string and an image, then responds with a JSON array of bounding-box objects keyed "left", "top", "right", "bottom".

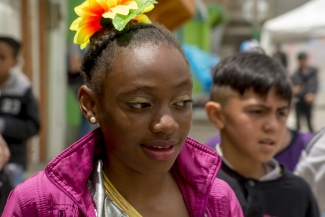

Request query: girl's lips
[{"left": 141, "top": 140, "right": 178, "bottom": 161}]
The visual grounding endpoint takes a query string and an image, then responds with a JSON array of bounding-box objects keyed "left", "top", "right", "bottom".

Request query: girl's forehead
[
  {"left": 103, "top": 45, "right": 191, "bottom": 94},
  {"left": 110, "top": 45, "right": 189, "bottom": 78}
]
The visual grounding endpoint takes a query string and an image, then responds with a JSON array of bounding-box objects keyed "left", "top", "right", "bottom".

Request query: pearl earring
[{"left": 90, "top": 117, "right": 97, "bottom": 124}]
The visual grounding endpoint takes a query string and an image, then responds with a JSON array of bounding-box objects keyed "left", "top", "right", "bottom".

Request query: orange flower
[{"left": 70, "top": 0, "right": 148, "bottom": 49}]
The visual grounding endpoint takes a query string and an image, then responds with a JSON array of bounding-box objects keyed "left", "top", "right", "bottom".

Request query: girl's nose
[{"left": 151, "top": 114, "right": 179, "bottom": 136}]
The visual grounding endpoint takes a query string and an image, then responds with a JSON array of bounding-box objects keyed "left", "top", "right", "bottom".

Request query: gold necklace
[{"left": 102, "top": 170, "right": 143, "bottom": 217}]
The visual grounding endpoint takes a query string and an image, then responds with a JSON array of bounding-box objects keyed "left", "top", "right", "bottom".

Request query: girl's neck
[
  {"left": 220, "top": 143, "right": 266, "bottom": 180},
  {"left": 103, "top": 159, "right": 174, "bottom": 204}
]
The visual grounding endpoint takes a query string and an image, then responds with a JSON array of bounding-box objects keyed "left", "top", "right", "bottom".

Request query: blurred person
[
  {"left": 0, "top": 36, "right": 40, "bottom": 187},
  {"left": 292, "top": 52, "right": 318, "bottom": 133},
  {"left": 0, "top": 134, "right": 12, "bottom": 213},
  {"left": 272, "top": 43, "right": 287, "bottom": 69},
  {"left": 206, "top": 127, "right": 313, "bottom": 172},
  {"left": 68, "top": 41, "right": 94, "bottom": 140},
  {"left": 2, "top": 1, "right": 243, "bottom": 216},
  {"left": 205, "top": 52, "right": 319, "bottom": 216},
  {"left": 296, "top": 127, "right": 325, "bottom": 215}
]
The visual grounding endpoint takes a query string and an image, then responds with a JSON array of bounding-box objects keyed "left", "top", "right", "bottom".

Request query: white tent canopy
[{"left": 261, "top": 0, "right": 325, "bottom": 54}]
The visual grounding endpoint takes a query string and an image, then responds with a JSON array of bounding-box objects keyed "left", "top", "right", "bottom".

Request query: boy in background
[
  {"left": 206, "top": 126, "right": 313, "bottom": 172},
  {"left": 0, "top": 36, "right": 40, "bottom": 187},
  {"left": 205, "top": 52, "right": 318, "bottom": 216}
]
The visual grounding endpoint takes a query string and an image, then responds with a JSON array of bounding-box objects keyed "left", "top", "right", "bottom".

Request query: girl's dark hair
[
  {"left": 211, "top": 52, "right": 292, "bottom": 104},
  {"left": 0, "top": 36, "right": 21, "bottom": 58},
  {"left": 81, "top": 23, "right": 188, "bottom": 97}
]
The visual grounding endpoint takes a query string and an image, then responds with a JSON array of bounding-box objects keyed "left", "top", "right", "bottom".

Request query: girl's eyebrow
[
  {"left": 116, "top": 85, "right": 154, "bottom": 97},
  {"left": 174, "top": 79, "right": 193, "bottom": 89},
  {"left": 118, "top": 79, "right": 193, "bottom": 95}
]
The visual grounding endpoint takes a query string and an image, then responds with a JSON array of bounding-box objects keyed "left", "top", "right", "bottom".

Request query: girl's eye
[
  {"left": 174, "top": 99, "right": 193, "bottom": 107},
  {"left": 128, "top": 102, "right": 151, "bottom": 109}
]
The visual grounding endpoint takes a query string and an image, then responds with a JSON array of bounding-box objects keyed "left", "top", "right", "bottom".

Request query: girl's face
[{"left": 97, "top": 44, "right": 192, "bottom": 175}]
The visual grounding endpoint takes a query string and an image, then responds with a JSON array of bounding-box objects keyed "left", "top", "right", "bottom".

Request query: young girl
[{"left": 2, "top": 1, "right": 243, "bottom": 216}]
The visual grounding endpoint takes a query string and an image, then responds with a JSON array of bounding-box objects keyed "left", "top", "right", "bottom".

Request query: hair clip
[{"left": 70, "top": 0, "right": 157, "bottom": 49}]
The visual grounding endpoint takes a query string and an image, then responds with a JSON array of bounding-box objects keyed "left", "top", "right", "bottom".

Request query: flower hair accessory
[{"left": 70, "top": 0, "right": 157, "bottom": 49}]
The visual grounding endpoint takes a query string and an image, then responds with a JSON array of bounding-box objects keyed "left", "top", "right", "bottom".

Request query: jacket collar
[
  {"left": 45, "top": 128, "right": 222, "bottom": 216},
  {"left": 45, "top": 128, "right": 103, "bottom": 216},
  {"left": 173, "top": 137, "right": 222, "bottom": 216}
]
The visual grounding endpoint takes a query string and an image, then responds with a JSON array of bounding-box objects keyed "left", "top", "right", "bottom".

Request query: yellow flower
[
  {"left": 70, "top": 0, "right": 141, "bottom": 49},
  {"left": 133, "top": 4, "right": 154, "bottom": 23},
  {"left": 103, "top": 0, "right": 138, "bottom": 19}
]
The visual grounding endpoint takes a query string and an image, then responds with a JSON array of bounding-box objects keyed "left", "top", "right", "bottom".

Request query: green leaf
[{"left": 113, "top": 0, "right": 157, "bottom": 31}]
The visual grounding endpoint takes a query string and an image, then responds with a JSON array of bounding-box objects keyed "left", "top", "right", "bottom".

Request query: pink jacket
[{"left": 2, "top": 128, "right": 243, "bottom": 217}]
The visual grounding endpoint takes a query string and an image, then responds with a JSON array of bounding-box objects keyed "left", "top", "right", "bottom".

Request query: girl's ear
[
  {"left": 205, "top": 101, "right": 225, "bottom": 130},
  {"left": 78, "top": 85, "right": 99, "bottom": 123}
]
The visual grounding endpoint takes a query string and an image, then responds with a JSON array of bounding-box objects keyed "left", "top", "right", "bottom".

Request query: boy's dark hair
[
  {"left": 0, "top": 36, "right": 21, "bottom": 58},
  {"left": 81, "top": 23, "right": 188, "bottom": 97},
  {"left": 211, "top": 52, "right": 292, "bottom": 104},
  {"left": 297, "top": 51, "right": 308, "bottom": 59}
]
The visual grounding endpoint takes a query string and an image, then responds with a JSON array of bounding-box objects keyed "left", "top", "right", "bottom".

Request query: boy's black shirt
[
  {"left": 0, "top": 71, "right": 40, "bottom": 169},
  {"left": 217, "top": 161, "right": 319, "bottom": 217}
]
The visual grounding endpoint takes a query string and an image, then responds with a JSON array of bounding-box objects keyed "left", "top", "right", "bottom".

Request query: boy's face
[
  {"left": 298, "top": 57, "right": 308, "bottom": 68},
  {"left": 208, "top": 87, "right": 290, "bottom": 163},
  {"left": 0, "top": 42, "right": 17, "bottom": 78}
]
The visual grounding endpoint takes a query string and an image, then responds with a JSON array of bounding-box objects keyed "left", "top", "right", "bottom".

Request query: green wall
[
  {"left": 183, "top": 21, "right": 211, "bottom": 52},
  {"left": 67, "top": 0, "right": 84, "bottom": 127},
  {"left": 181, "top": 5, "right": 226, "bottom": 93},
  {"left": 182, "top": 4, "right": 226, "bottom": 52}
]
